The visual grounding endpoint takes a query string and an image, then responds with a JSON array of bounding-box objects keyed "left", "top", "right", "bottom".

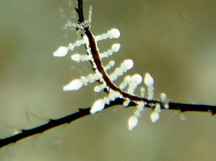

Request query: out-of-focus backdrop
[{"left": 1, "top": 0, "right": 216, "bottom": 160}]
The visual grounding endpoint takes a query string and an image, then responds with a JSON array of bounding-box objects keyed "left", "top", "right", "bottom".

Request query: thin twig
[{"left": 0, "top": 98, "right": 215, "bottom": 148}]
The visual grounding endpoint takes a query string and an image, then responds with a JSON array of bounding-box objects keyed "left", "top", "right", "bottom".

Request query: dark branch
[
  {"left": 0, "top": 98, "right": 123, "bottom": 148},
  {"left": 0, "top": 106, "right": 91, "bottom": 148},
  {"left": 169, "top": 102, "right": 216, "bottom": 115},
  {"left": 75, "top": 0, "right": 84, "bottom": 23},
  {"left": 0, "top": 98, "right": 215, "bottom": 148}
]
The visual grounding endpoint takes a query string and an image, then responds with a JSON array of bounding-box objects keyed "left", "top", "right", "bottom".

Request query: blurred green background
[{"left": 1, "top": 0, "right": 216, "bottom": 160}]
